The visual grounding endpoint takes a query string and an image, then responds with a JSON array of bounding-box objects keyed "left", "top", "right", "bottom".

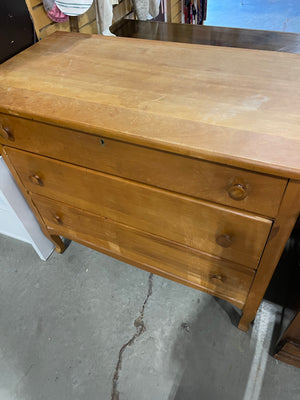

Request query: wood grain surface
[
  {"left": 112, "top": 20, "right": 300, "bottom": 54},
  {"left": 31, "top": 193, "right": 255, "bottom": 308},
  {"left": 1, "top": 31, "right": 299, "bottom": 332},
  {"left": 238, "top": 180, "right": 300, "bottom": 330},
  {"left": 6, "top": 147, "right": 272, "bottom": 269},
  {"left": 0, "top": 113, "right": 287, "bottom": 217},
  {"left": 0, "top": 32, "right": 299, "bottom": 179}
]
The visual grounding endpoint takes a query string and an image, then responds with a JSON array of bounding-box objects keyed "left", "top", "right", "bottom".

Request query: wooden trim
[
  {"left": 69, "top": 16, "right": 80, "bottom": 32},
  {"left": 24, "top": 0, "right": 72, "bottom": 39},
  {"left": 166, "top": 0, "right": 172, "bottom": 23},
  {"left": 80, "top": 19, "right": 98, "bottom": 34},
  {"left": 1, "top": 147, "right": 65, "bottom": 253},
  {"left": 31, "top": 0, "right": 43, "bottom": 7},
  {"left": 274, "top": 313, "right": 300, "bottom": 367},
  {"left": 274, "top": 351, "right": 300, "bottom": 368},
  {"left": 238, "top": 180, "right": 300, "bottom": 331},
  {"left": 275, "top": 338, "right": 300, "bottom": 368},
  {"left": 113, "top": 0, "right": 133, "bottom": 24},
  {"left": 25, "top": 0, "right": 133, "bottom": 39},
  {"left": 24, "top": 0, "right": 40, "bottom": 38}
]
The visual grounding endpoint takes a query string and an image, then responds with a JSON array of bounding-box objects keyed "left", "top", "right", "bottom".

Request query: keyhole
[{"left": 100, "top": 139, "right": 105, "bottom": 146}]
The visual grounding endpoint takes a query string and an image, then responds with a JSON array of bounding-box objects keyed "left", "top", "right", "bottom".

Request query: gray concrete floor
[{"left": 0, "top": 234, "right": 299, "bottom": 400}]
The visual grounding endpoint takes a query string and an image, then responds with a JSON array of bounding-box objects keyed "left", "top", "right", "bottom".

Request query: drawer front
[
  {"left": 6, "top": 147, "right": 272, "bottom": 268},
  {"left": 32, "top": 193, "right": 255, "bottom": 308},
  {"left": 0, "top": 113, "right": 286, "bottom": 217}
]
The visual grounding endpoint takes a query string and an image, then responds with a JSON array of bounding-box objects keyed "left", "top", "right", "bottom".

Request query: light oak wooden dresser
[{"left": 0, "top": 32, "right": 299, "bottom": 331}]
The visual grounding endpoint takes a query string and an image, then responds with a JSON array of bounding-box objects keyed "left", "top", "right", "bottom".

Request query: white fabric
[
  {"left": 95, "top": 0, "right": 117, "bottom": 35},
  {"left": 55, "top": 0, "right": 93, "bottom": 16},
  {"left": 102, "top": 28, "right": 115, "bottom": 36},
  {"left": 133, "top": 0, "right": 159, "bottom": 20}
]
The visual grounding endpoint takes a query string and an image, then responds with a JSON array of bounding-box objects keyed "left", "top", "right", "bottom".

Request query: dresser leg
[
  {"left": 238, "top": 181, "right": 300, "bottom": 332},
  {"left": 50, "top": 234, "right": 66, "bottom": 253},
  {"left": 238, "top": 314, "right": 253, "bottom": 332}
]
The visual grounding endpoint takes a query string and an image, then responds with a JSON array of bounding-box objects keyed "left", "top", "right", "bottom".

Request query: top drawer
[{"left": 0, "top": 113, "right": 286, "bottom": 217}]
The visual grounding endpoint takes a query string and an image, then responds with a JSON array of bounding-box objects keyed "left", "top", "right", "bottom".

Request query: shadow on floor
[{"left": 167, "top": 297, "right": 255, "bottom": 400}]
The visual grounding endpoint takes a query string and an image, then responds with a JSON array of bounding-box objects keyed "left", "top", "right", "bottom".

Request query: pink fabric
[{"left": 47, "top": 4, "right": 69, "bottom": 22}]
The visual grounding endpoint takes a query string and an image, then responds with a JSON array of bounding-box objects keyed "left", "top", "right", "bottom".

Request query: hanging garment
[
  {"left": 43, "top": 0, "right": 69, "bottom": 22},
  {"left": 184, "top": 0, "right": 206, "bottom": 25},
  {"left": 55, "top": 0, "right": 94, "bottom": 16},
  {"left": 95, "top": 0, "right": 118, "bottom": 35},
  {"left": 133, "top": 0, "right": 159, "bottom": 21}
]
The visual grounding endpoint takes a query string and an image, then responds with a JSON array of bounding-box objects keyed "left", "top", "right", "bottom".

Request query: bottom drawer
[{"left": 32, "top": 194, "right": 255, "bottom": 308}]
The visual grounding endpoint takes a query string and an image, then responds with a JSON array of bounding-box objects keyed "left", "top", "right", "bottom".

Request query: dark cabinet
[
  {"left": 273, "top": 221, "right": 300, "bottom": 368},
  {"left": 0, "top": 0, "right": 35, "bottom": 63}
]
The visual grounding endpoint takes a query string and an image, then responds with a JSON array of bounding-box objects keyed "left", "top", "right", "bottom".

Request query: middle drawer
[{"left": 6, "top": 147, "right": 272, "bottom": 269}]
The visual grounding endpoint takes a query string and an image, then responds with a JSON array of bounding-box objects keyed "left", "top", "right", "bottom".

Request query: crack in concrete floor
[{"left": 111, "top": 273, "right": 153, "bottom": 400}]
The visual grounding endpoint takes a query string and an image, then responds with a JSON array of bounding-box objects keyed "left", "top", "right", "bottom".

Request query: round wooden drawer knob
[
  {"left": 216, "top": 234, "right": 232, "bottom": 248},
  {"left": 228, "top": 183, "right": 247, "bottom": 201},
  {"left": 52, "top": 215, "right": 62, "bottom": 225},
  {"left": 210, "top": 274, "right": 224, "bottom": 282},
  {"left": 29, "top": 174, "right": 43, "bottom": 186},
  {"left": 0, "top": 125, "right": 11, "bottom": 140}
]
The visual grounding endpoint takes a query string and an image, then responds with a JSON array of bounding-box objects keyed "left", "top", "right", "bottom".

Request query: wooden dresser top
[{"left": 0, "top": 31, "right": 299, "bottom": 179}]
